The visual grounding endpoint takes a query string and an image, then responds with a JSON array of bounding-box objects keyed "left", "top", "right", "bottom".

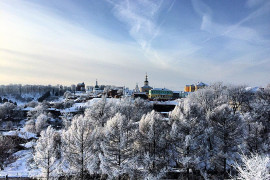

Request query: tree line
[{"left": 0, "top": 84, "right": 68, "bottom": 98}]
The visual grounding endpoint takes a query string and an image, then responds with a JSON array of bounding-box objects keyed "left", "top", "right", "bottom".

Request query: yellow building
[
  {"left": 184, "top": 84, "right": 195, "bottom": 92},
  {"left": 185, "top": 82, "right": 207, "bottom": 92}
]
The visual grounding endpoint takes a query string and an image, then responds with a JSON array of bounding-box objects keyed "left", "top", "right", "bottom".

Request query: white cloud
[
  {"left": 106, "top": 0, "right": 179, "bottom": 71},
  {"left": 0, "top": 0, "right": 155, "bottom": 87},
  {"left": 192, "top": 0, "right": 269, "bottom": 44},
  {"left": 0, "top": 0, "right": 269, "bottom": 89},
  {"left": 246, "top": 0, "right": 266, "bottom": 8},
  {"left": 108, "top": 0, "right": 163, "bottom": 50}
]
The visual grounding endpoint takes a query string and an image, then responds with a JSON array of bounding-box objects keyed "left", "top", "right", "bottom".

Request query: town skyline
[{"left": 1, "top": 0, "right": 270, "bottom": 89}]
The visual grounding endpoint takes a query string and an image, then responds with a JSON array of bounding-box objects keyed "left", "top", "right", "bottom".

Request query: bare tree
[
  {"left": 33, "top": 126, "right": 58, "bottom": 180},
  {"left": 61, "top": 115, "right": 92, "bottom": 180},
  {"left": 100, "top": 113, "right": 135, "bottom": 179},
  {"left": 137, "top": 111, "right": 169, "bottom": 179},
  {"left": 0, "top": 135, "right": 16, "bottom": 170},
  {"left": 227, "top": 85, "right": 250, "bottom": 114},
  {"left": 208, "top": 104, "right": 243, "bottom": 178}
]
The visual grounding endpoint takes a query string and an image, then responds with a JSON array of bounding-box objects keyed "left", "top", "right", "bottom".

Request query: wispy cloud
[
  {"left": 0, "top": 0, "right": 155, "bottom": 86},
  {"left": 107, "top": 0, "right": 179, "bottom": 70},
  {"left": 0, "top": 0, "right": 269, "bottom": 89},
  {"left": 192, "top": 0, "right": 270, "bottom": 44},
  {"left": 246, "top": 0, "right": 266, "bottom": 8},
  {"left": 167, "top": 0, "right": 176, "bottom": 12},
  {"left": 107, "top": 0, "right": 163, "bottom": 50}
]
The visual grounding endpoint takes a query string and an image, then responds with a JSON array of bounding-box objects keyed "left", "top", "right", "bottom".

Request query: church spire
[
  {"left": 144, "top": 73, "right": 149, "bottom": 86},
  {"left": 95, "top": 79, "right": 99, "bottom": 90}
]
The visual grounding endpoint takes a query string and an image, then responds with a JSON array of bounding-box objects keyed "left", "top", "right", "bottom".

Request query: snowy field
[{"left": 0, "top": 149, "right": 40, "bottom": 177}]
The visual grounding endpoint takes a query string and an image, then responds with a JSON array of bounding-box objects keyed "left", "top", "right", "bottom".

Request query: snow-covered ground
[
  {"left": 20, "top": 141, "right": 36, "bottom": 149},
  {"left": 1, "top": 93, "right": 42, "bottom": 106},
  {"left": 2, "top": 128, "right": 37, "bottom": 140},
  {"left": 0, "top": 149, "right": 40, "bottom": 177},
  {"left": 0, "top": 129, "right": 38, "bottom": 177},
  {"left": 61, "top": 98, "right": 121, "bottom": 113}
]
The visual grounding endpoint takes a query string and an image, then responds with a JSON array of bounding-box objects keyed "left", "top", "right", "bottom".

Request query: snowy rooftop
[
  {"left": 151, "top": 88, "right": 172, "bottom": 91},
  {"left": 22, "top": 107, "right": 34, "bottom": 111},
  {"left": 151, "top": 100, "right": 178, "bottom": 105},
  {"left": 141, "top": 85, "right": 153, "bottom": 88},
  {"left": 61, "top": 98, "right": 121, "bottom": 113},
  {"left": 133, "top": 92, "right": 147, "bottom": 94},
  {"left": 196, "top": 82, "right": 208, "bottom": 86},
  {"left": 245, "top": 86, "right": 261, "bottom": 93}
]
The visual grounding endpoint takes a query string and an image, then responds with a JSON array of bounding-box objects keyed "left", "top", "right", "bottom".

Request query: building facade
[
  {"left": 149, "top": 88, "right": 173, "bottom": 100},
  {"left": 76, "top": 82, "right": 85, "bottom": 91}
]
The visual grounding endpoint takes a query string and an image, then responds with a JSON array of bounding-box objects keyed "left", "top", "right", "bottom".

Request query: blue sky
[{"left": 0, "top": 0, "right": 270, "bottom": 90}]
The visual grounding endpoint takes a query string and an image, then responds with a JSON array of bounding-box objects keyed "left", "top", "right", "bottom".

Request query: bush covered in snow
[{"left": 234, "top": 153, "right": 270, "bottom": 180}]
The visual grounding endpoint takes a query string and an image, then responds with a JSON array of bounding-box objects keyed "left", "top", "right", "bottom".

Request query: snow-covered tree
[
  {"left": 85, "top": 126, "right": 102, "bottom": 176},
  {"left": 63, "top": 91, "right": 72, "bottom": 99},
  {"left": 207, "top": 104, "right": 243, "bottom": 178},
  {"left": 227, "top": 85, "right": 251, "bottom": 114},
  {"left": 234, "top": 153, "right": 270, "bottom": 180},
  {"left": 61, "top": 115, "right": 92, "bottom": 179},
  {"left": 137, "top": 111, "right": 169, "bottom": 179},
  {"left": 27, "top": 103, "right": 48, "bottom": 120},
  {"left": 99, "top": 113, "right": 135, "bottom": 179},
  {"left": 0, "top": 135, "right": 16, "bottom": 170},
  {"left": 243, "top": 113, "right": 265, "bottom": 154},
  {"left": 170, "top": 99, "right": 207, "bottom": 179},
  {"left": 133, "top": 98, "right": 153, "bottom": 122},
  {"left": 24, "top": 113, "right": 49, "bottom": 134},
  {"left": 247, "top": 87, "right": 270, "bottom": 154},
  {"left": 170, "top": 85, "right": 248, "bottom": 178},
  {"left": 117, "top": 97, "right": 134, "bottom": 121},
  {"left": 24, "top": 119, "right": 36, "bottom": 133},
  {"left": 189, "top": 87, "right": 218, "bottom": 112},
  {"left": 83, "top": 96, "right": 117, "bottom": 175},
  {"left": 33, "top": 126, "right": 58, "bottom": 180},
  {"left": 35, "top": 113, "right": 49, "bottom": 134},
  {"left": 27, "top": 101, "right": 38, "bottom": 108},
  {"left": 0, "top": 102, "right": 16, "bottom": 120},
  {"left": 84, "top": 96, "right": 116, "bottom": 127},
  {"left": 60, "top": 112, "right": 73, "bottom": 130}
]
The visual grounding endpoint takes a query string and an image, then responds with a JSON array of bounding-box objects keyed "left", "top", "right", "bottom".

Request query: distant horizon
[
  {"left": 1, "top": 0, "right": 270, "bottom": 90},
  {"left": 0, "top": 79, "right": 268, "bottom": 92}
]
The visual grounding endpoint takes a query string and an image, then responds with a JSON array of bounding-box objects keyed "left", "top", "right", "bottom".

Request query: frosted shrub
[{"left": 234, "top": 153, "right": 270, "bottom": 180}]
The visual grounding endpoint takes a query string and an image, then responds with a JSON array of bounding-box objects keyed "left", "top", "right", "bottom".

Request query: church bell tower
[{"left": 144, "top": 73, "right": 149, "bottom": 86}]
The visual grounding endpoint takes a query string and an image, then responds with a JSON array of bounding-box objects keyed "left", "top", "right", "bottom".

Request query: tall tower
[
  {"left": 144, "top": 73, "right": 149, "bottom": 86},
  {"left": 140, "top": 73, "right": 152, "bottom": 93},
  {"left": 94, "top": 79, "right": 99, "bottom": 90}
]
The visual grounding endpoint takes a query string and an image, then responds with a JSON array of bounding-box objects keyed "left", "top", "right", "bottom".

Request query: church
[{"left": 140, "top": 74, "right": 153, "bottom": 94}]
